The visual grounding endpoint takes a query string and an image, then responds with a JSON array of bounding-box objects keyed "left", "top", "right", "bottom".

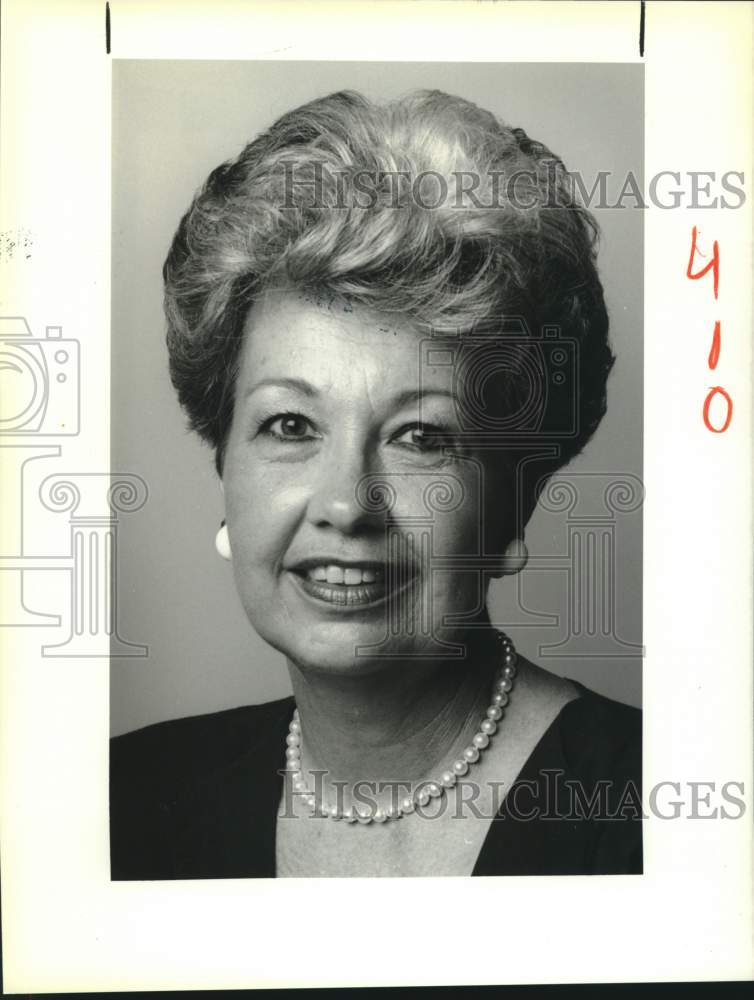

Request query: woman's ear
[
  {"left": 491, "top": 537, "right": 529, "bottom": 578},
  {"left": 215, "top": 518, "right": 232, "bottom": 560},
  {"left": 216, "top": 477, "right": 229, "bottom": 556}
]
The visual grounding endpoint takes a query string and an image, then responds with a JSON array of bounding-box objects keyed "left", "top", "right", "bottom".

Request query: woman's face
[{"left": 222, "top": 288, "right": 506, "bottom": 674}]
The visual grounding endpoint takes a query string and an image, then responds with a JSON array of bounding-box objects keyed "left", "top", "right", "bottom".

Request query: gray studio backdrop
[{"left": 111, "top": 61, "right": 643, "bottom": 736}]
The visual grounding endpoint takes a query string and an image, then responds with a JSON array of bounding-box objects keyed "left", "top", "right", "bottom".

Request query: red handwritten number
[
  {"left": 702, "top": 387, "right": 733, "bottom": 433},
  {"left": 688, "top": 227, "right": 730, "bottom": 433},
  {"left": 707, "top": 320, "right": 721, "bottom": 370},
  {"left": 686, "top": 226, "right": 720, "bottom": 300}
]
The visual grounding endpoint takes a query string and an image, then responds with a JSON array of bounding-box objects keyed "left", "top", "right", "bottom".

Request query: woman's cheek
[{"left": 229, "top": 477, "right": 311, "bottom": 558}]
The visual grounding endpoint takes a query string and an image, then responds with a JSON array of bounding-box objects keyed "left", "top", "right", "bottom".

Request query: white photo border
[{"left": 1, "top": 0, "right": 752, "bottom": 990}]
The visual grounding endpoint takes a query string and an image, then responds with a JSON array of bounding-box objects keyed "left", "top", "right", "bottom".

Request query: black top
[{"left": 110, "top": 682, "right": 642, "bottom": 879}]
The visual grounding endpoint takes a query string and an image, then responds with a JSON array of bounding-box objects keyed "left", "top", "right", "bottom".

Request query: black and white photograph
[
  {"left": 1, "top": 1, "right": 751, "bottom": 992},
  {"left": 109, "top": 60, "right": 644, "bottom": 880}
]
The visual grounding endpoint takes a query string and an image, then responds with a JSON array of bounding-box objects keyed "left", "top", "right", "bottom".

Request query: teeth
[{"left": 306, "top": 565, "right": 381, "bottom": 585}]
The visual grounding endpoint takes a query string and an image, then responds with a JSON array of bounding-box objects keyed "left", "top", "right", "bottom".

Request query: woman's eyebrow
[
  {"left": 243, "top": 380, "right": 458, "bottom": 406},
  {"left": 243, "top": 377, "right": 318, "bottom": 399},
  {"left": 390, "top": 388, "right": 458, "bottom": 408}
]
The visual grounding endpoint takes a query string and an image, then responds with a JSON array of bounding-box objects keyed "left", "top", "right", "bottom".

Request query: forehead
[{"left": 239, "top": 288, "right": 452, "bottom": 393}]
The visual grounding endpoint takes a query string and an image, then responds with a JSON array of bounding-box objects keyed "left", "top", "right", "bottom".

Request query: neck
[{"left": 287, "top": 624, "right": 501, "bottom": 788}]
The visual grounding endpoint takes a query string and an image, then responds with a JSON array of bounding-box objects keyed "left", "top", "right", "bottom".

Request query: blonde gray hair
[{"left": 163, "top": 89, "right": 613, "bottom": 478}]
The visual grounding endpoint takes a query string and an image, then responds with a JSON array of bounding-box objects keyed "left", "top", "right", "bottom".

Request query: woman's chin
[
  {"left": 283, "top": 627, "right": 404, "bottom": 677},
  {"left": 262, "top": 620, "right": 476, "bottom": 679},
  {"left": 253, "top": 619, "right": 424, "bottom": 677},
  {"left": 244, "top": 572, "right": 469, "bottom": 674}
]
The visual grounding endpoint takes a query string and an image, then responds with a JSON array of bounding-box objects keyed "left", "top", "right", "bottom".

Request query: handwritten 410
[{"left": 686, "top": 226, "right": 733, "bottom": 433}]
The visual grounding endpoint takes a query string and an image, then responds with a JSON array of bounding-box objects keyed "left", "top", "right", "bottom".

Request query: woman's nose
[{"left": 305, "top": 440, "right": 383, "bottom": 534}]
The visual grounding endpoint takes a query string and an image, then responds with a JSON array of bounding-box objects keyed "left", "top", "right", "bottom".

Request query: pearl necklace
[{"left": 284, "top": 630, "right": 518, "bottom": 824}]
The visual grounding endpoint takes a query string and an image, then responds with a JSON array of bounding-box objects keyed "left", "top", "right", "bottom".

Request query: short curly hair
[{"left": 163, "top": 89, "right": 614, "bottom": 487}]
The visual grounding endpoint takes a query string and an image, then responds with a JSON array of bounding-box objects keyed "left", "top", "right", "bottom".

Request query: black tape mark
[{"left": 639, "top": 0, "right": 645, "bottom": 57}]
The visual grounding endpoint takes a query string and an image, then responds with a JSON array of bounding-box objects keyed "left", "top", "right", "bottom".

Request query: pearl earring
[
  {"left": 493, "top": 538, "right": 528, "bottom": 577},
  {"left": 215, "top": 519, "right": 232, "bottom": 560}
]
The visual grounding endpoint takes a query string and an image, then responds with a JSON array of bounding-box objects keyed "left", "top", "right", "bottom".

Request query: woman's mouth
[{"left": 287, "top": 562, "right": 416, "bottom": 609}]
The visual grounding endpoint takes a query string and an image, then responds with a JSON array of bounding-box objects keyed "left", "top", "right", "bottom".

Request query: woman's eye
[
  {"left": 394, "top": 424, "right": 449, "bottom": 451},
  {"left": 261, "top": 413, "right": 318, "bottom": 442}
]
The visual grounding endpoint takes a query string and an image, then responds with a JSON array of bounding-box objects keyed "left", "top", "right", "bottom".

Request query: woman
[{"left": 110, "top": 89, "right": 641, "bottom": 878}]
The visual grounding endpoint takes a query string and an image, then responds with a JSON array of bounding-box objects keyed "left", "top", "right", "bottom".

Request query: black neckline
[{"left": 262, "top": 685, "right": 591, "bottom": 877}]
